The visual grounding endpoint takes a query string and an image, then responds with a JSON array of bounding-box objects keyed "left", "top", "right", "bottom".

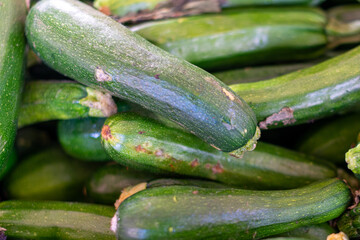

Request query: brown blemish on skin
[
  {"left": 99, "top": 6, "right": 111, "bottom": 15},
  {"left": 259, "top": 107, "right": 296, "bottom": 129},
  {"left": 135, "top": 145, "right": 149, "bottom": 153},
  {"left": 192, "top": 190, "right": 199, "bottom": 195},
  {"left": 212, "top": 163, "right": 224, "bottom": 174},
  {"left": 115, "top": 182, "right": 147, "bottom": 209},
  {"left": 101, "top": 125, "right": 113, "bottom": 140},
  {"left": 205, "top": 163, "right": 212, "bottom": 169},
  {"left": 95, "top": 67, "right": 112, "bottom": 82},
  {"left": 222, "top": 88, "right": 235, "bottom": 101},
  {"left": 138, "top": 131, "right": 145, "bottom": 134},
  {"left": 190, "top": 159, "right": 199, "bottom": 167},
  {"left": 154, "top": 74, "right": 160, "bottom": 79}
]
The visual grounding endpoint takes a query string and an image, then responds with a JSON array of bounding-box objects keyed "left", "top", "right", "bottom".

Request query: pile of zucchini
[{"left": 1, "top": 0, "right": 360, "bottom": 239}]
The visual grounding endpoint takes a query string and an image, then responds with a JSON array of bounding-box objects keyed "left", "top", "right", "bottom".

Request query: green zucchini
[
  {"left": 0, "top": 200, "right": 116, "bottom": 240},
  {"left": 271, "top": 223, "right": 335, "bottom": 240},
  {"left": 58, "top": 118, "right": 109, "bottom": 161},
  {"left": 230, "top": 46, "right": 360, "bottom": 129},
  {"left": 337, "top": 205, "right": 360, "bottom": 239},
  {"left": 0, "top": 149, "right": 16, "bottom": 181},
  {"left": 102, "top": 113, "right": 336, "bottom": 189},
  {"left": 4, "top": 147, "right": 99, "bottom": 201},
  {"left": 132, "top": 7, "right": 327, "bottom": 71},
  {"left": 18, "top": 81, "right": 117, "bottom": 128},
  {"left": 0, "top": 0, "right": 26, "bottom": 175},
  {"left": 113, "top": 178, "right": 350, "bottom": 240},
  {"left": 26, "top": 0, "right": 259, "bottom": 155},
  {"left": 86, "top": 164, "right": 159, "bottom": 204},
  {"left": 296, "top": 114, "right": 360, "bottom": 164}
]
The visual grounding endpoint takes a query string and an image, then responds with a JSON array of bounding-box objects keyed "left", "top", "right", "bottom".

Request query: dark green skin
[
  {"left": 271, "top": 223, "right": 335, "bottom": 240},
  {"left": 18, "top": 80, "right": 117, "bottom": 128},
  {"left": 230, "top": 45, "right": 360, "bottom": 129},
  {"left": 132, "top": 7, "right": 327, "bottom": 71},
  {"left": 25, "top": 0, "right": 257, "bottom": 153},
  {"left": 0, "top": 149, "right": 16, "bottom": 181},
  {"left": 86, "top": 164, "right": 158, "bottom": 204},
  {"left": 102, "top": 113, "right": 336, "bottom": 189},
  {"left": 4, "top": 147, "right": 98, "bottom": 201},
  {"left": 297, "top": 114, "right": 360, "bottom": 164},
  {"left": 58, "top": 118, "right": 109, "bottom": 161},
  {"left": 146, "top": 178, "right": 230, "bottom": 189},
  {"left": 0, "top": 200, "right": 116, "bottom": 240},
  {"left": 0, "top": 0, "right": 26, "bottom": 176},
  {"left": 115, "top": 178, "right": 350, "bottom": 240},
  {"left": 337, "top": 205, "right": 360, "bottom": 238}
]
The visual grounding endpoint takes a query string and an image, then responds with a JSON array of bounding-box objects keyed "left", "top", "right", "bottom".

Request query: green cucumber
[
  {"left": 86, "top": 164, "right": 159, "bottom": 204},
  {"left": 132, "top": 7, "right": 327, "bottom": 71},
  {"left": 0, "top": 149, "right": 16, "bottom": 181},
  {"left": 0, "top": 200, "right": 116, "bottom": 240},
  {"left": 58, "top": 118, "right": 109, "bottom": 161},
  {"left": 337, "top": 205, "right": 360, "bottom": 239},
  {"left": 113, "top": 178, "right": 350, "bottom": 240},
  {"left": 4, "top": 147, "right": 99, "bottom": 201},
  {"left": 230, "top": 45, "right": 360, "bottom": 129},
  {"left": 18, "top": 81, "right": 117, "bottom": 128},
  {"left": 26, "top": 0, "right": 259, "bottom": 155},
  {"left": 102, "top": 113, "right": 336, "bottom": 189},
  {"left": 0, "top": 0, "right": 26, "bottom": 174},
  {"left": 297, "top": 114, "right": 360, "bottom": 164}
]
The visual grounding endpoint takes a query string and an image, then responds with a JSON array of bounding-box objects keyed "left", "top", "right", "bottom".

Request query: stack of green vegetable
[{"left": 1, "top": 0, "right": 360, "bottom": 239}]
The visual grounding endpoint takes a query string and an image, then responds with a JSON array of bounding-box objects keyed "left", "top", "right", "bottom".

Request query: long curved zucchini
[
  {"left": 4, "top": 147, "right": 98, "bottom": 201},
  {"left": 0, "top": 200, "right": 116, "bottom": 240},
  {"left": 296, "top": 114, "right": 360, "bottom": 164},
  {"left": 18, "top": 81, "right": 117, "bottom": 128},
  {"left": 26, "top": 0, "right": 259, "bottom": 155},
  {"left": 113, "top": 178, "right": 351, "bottom": 240},
  {"left": 230, "top": 45, "right": 360, "bottom": 129},
  {"left": 102, "top": 113, "right": 336, "bottom": 189},
  {"left": 0, "top": 0, "right": 26, "bottom": 175}
]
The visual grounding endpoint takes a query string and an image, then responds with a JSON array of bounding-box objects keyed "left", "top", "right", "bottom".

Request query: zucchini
[
  {"left": 0, "top": 0, "right": 26, "bottom": 174},
  {"left": 337, "top": 205, "right": 360, "bottom": 239},
  {"left": 0, "top": 200, "right": 116, "bottom": 240},
  {"left": 132, "top": 7, "right": 327, "bottom": 71},
  {"left": 102, "top": 113, "right": 336, "bottom": 189},
  {"left": 113, "top": 178, "right": 351, "bottom": 240},
  {"left": 230, "top": 46, "right": 360, "bottom": 129},
  {"left": 271, "top": 223, "right": 335, "bottom": 240},
  {"left": 296, "top": 114, "right": 360, "bottom": 164},
  {"left": 18, "top": 81, "right": 117, "bottom": 128},
  {"left": 26, "top": 0, "right": 259, "bottom": 155},
  {"left": 4, "top": 147, "right": 99, "bottom": 201},
  {"left": 0, "top": 149, "right": 16, "bottom": 181}
]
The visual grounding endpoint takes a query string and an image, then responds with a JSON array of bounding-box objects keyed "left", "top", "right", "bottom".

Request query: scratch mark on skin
[
  {"left": 101, "top": 125, "right": 113, "bottom": 140},
  {"left": 210, "top": 144, "right": 221, "bottom": 151},
  {"left": 95, "top": 67, "right": 112, "bottom": 82},
  {"left": 259, "top": 107, "right": 296, "bottom": 129},
  {"left": 222, "top": 88, "right": 235, "bottom": 101}
]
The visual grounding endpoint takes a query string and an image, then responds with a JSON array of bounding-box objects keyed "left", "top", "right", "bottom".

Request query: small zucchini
[
  {"left": 4, "top": 147, "right": 99, "bottom": 201},
  {"left": 18, "top": 81, "right": 117, "bottom": 128},
  {"left": 230, "top": 46, "right": 360, "bottom": 129},
  {"left": 113, "top": 178, "right": 350, "bottom": 240},
  {"left": 0, "top": 0, "right": 26, "bottom": 174},
  {"left": 102, "top": 113, "right": 336, "bottom": 189},
  {"left": 0, "top": 200, "right": 116, "bottom": 240},
  {"left": 337, "top": 204, "right": 360, "bottom": 239},
  {"left": 26, "top": 0, "right": 259, "bottom": 155}
]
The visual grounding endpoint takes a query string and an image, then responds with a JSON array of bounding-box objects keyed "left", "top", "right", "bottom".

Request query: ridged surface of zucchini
[
  {"left": 102, "top": 113, "right": 336, "bottom": 189},
  {"left": 337, "top": 205, "right": 360, "bottom": 239},
  {"left": 114, "top": 178, "right": 350, "bottom": 240},
  {"left": 25, "top": 0, "right": 258, "bottom": 153},
  {"left": 0, "top": 200, "right": 116, "bottom": 240},
  {"left": 230, "top": 46, "right": 360, "bottom": 129},
  {"left": 0, "top": 0, "right": 26, "bottom": 173}
]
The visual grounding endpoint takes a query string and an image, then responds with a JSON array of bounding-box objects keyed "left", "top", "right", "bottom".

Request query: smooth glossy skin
[
  {"left": 115, "top": 178, "right": 350, "bottom": 240},
  {"left": 18, "top": 81, "right": 117, "bottom": 128},
  {"left": 26, "top": 0, "right": 257, "bottom": 152},
  {"left": 230, "top": 45, "right": 360, "bottom": 129},
  {"left": 0, "top": 149, "right": 16, "bottom": 181},
  {"left": 132, "top": 7, "right": 327, "bottom": 70},
  {"left": 297, "top": 114, "right": 360, "bottom": 164},
  {"left": 0, "top": 0, "right": 26, "bottom": 174},
  {"left": 0, "top": 200, "right": 116, "bottom": 240},
  {"left": 103, "top": 113, "right": 336, "bottom": 189},
  {"left": 4, "top": 147, "right": 98, "bottom": 201}
]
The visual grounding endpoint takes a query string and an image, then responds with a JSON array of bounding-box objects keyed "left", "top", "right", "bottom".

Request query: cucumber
[
  {"left": 113, "top": 178, "right": 351, "bottom": 240},
  {"left": 18, "top": 81, "right": 117, "bottom": 128},
  {"left": 4, "top": 147, "right": 99, "bottom": 201},
  {"left": 0, "top": 0, "right": 26, "bottom": 174},
  {"left": 102, "top": 113, "right": 336, "bottom": 189},
  {"left": 0, "top": 200, "right": 116, "bottom": 240},
  {"left": 132, "top": 7, "right": 327, "bottom": 71},
  {"left": 58, "top": 118, "right": 109, "bottom": 161},
  {"left": 26, "top": 0, "right": 259, "bottom": 155},
  {"left": 297, "top": 114, "right": 360, "bottom": 164},
  {"left": 230, "top": 45, "right": 360, "bottom": 129},
  {"left": 337, "top": 205, "right": 360, "bottom": 239}
]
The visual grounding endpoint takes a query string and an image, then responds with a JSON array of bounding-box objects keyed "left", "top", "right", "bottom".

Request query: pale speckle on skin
[
  {"left": 95, "top": 67, "right": 112, "bottom": 82},
  {"left": 222, "top": 88, "right": 235, "bottom": 101}
]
